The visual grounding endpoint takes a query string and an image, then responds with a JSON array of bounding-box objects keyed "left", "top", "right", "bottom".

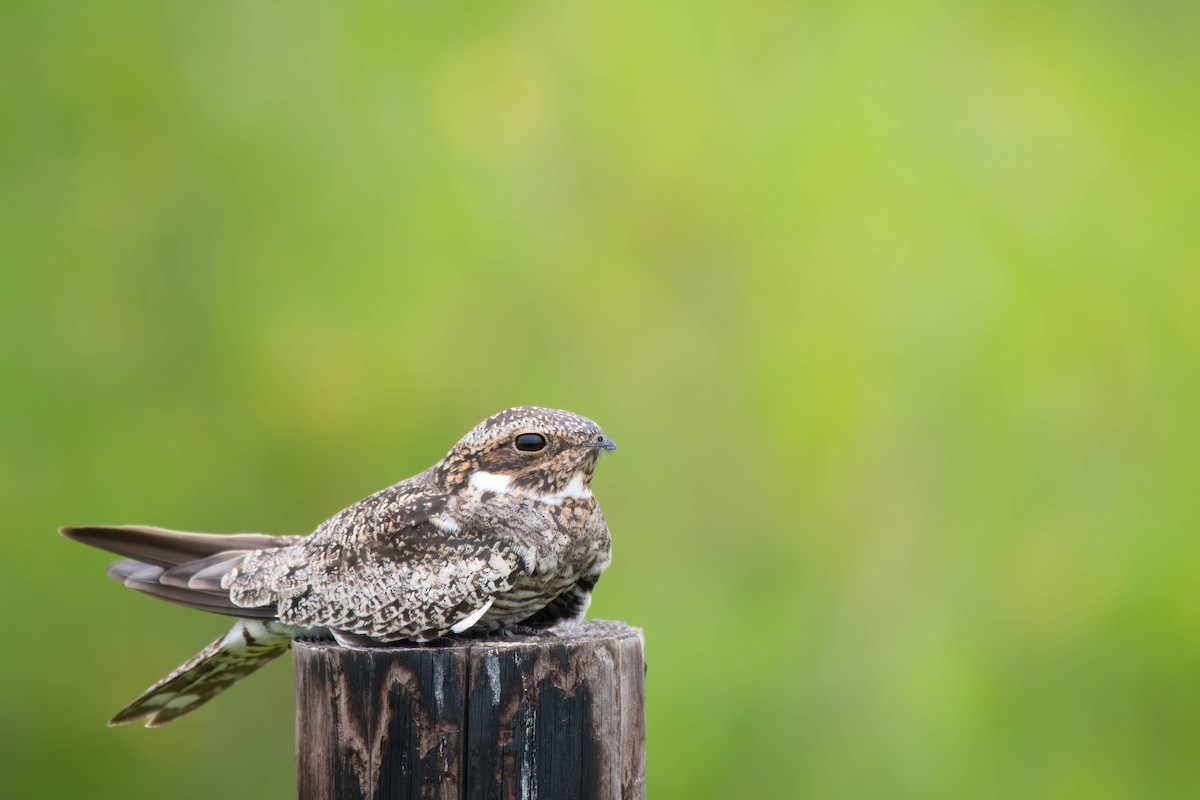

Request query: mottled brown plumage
[{"left": 62, "top": 407, "right": 617, "bottom": 726}]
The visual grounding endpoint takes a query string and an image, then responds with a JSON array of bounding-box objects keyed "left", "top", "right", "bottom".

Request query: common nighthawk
[{"left": 62, "top": 406, "right": 617, "bottom": 727}]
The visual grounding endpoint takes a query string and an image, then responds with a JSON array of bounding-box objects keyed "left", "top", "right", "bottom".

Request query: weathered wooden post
[{"left": 294, "top": 620, "right": 645, "bottom": 800}]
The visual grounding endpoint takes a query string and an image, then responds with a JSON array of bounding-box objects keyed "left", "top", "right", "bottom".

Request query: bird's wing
[
  {"left": 60, "top": 525, "right": 303, "bottom": 567},
  {"left": 231, "top": 534, "right": 524, "bottom": 642},
  {"left": 61, "top": 525, "right": 302, "bottom": 618},
  {"left": 224, "top": 479, "right": 525, "bottom": 642}
]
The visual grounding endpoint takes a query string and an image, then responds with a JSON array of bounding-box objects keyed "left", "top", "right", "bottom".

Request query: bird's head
[{"left": 437, "top": 406, "right": 617, "bottom": 499}]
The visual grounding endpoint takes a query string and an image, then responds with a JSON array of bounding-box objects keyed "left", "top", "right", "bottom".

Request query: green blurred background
[{"left": 2, "top": 1, "right": 1198, "bottom": 798}]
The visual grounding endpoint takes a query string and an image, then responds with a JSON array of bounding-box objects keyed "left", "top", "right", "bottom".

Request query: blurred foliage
[{"left": 2, "top": 1, "right": 1199, "bottom": 798}]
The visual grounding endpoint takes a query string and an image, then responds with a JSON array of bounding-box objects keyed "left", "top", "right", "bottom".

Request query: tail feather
[{"left": 110, "top": 620, "right": 300, "bottom": 728}]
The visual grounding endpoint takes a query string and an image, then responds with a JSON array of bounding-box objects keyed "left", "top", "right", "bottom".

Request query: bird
[{"left": 61, "top": 406, "right": 617, "bottom": 727}]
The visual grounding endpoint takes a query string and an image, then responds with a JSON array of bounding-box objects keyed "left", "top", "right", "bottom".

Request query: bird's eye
[{"left": 514, "top": 433, "right": 547, "bottom": 452}]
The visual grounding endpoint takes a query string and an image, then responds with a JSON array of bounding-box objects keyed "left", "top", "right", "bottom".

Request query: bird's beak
[{"left": 588, "top": 435, "right": 618, "bottom": 452}]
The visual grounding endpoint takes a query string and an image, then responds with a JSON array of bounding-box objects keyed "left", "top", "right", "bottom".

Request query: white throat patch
[
  {"left": 468, "top": 471, "right": 513, "bottom": 493},
  {"left": 555, "top": 472, "right": 593, "bottom": 501},
  {"left": 467, "top": 469, "right": 592, "bottom": 505}
]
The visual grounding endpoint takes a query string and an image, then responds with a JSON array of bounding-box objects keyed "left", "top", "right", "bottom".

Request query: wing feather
[
  {"left": 65, "top": 525, "right": 298, "bottom": 619},
  {"left": 60, "top": 525, "right": 300, "bottom": 567},
  {"left": 229, "top": 537, "right": 522, "bottom": 641},
  {"left": 107, "top": 561, "right": 278, "bottom": 618},
  {"left": 224, "top": 480, "right": 524, "bottom": 642}
]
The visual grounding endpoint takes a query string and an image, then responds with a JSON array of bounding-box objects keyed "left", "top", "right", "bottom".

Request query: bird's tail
[{"left": 110, "top": 619, "right": 301, "bottom": 728}]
